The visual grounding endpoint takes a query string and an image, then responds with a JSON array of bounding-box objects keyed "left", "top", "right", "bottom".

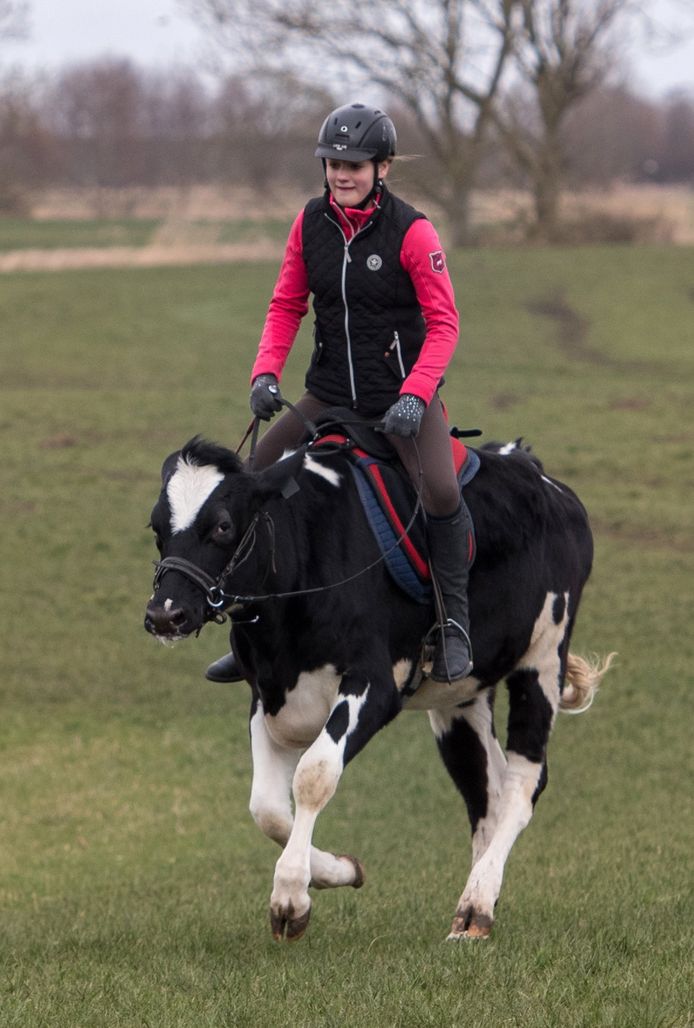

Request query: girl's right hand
[{"left": 250, "top": 374, "right": 283, "bottom": 420}]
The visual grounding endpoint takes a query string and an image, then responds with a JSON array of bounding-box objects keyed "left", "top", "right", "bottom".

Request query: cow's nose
[{"left": 144, "top": 603, "right": 187, "bottom": 635}]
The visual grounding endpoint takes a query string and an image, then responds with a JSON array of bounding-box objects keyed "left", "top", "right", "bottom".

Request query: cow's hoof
[
  {"left": 270, "top": 901, "right": 312, "bottom": 942},
  {"left": 310, "top": 854, "right": 366, "bottom": 891},
  {"left": 339, "top": 854, "right": 366, "bottom": 889},
  {"left": 446, "top": 908, "right": 493, "bottom": 941}
]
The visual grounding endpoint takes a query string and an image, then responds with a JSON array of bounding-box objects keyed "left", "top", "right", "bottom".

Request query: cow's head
[{"left": 144, "top": 437, "right": 303, "bottom": 642}]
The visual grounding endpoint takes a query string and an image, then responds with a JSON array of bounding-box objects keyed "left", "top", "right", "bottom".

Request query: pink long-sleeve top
[{"left": 251, "top": 194, "right": 459, "bottom": 407}]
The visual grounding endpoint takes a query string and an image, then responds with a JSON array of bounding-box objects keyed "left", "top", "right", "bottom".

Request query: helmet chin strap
[{"left": 358, "top": 162, "right": 382, "bottom": 208}]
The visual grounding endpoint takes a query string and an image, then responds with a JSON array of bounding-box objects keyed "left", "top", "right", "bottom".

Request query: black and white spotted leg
[
  {"left": 269, "top": 666, "right": 398, "bottom": 941},
  {"left": 249, "top": 700, "right": 365, "bottom": 893},
  {"left": 447, "top": 598, "right": 565, "bottom": 940},
  {"left": 429, "top": 688, "right": 507, "bottom": 873}
]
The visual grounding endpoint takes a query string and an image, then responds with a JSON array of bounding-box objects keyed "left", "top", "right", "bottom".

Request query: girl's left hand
[{"left": 382, "top": 394, "right": 426, "bottom": 438}]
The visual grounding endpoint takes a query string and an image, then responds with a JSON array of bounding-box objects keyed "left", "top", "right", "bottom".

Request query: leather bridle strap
[
  {"left": 152, "top": 556, "right": 219, "bottom": 604},
  {"left": 151, "top": 513, "right": 265, "bottom": 616}
]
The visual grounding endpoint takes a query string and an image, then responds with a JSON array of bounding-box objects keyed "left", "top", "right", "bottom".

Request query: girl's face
[{"left": 326, "top": 158, "right": 390, "bottom": 207}]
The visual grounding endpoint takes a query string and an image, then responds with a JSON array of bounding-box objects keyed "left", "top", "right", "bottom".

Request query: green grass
[
  {"left": 1, "top": 245, "right": 693, "bottom": 1026},
  {"left": 0, "top": 219, "right": 161, "bottom": 251},
  {"left": 0, "top": 217, "right": 295, "bottom": 252},
  {"left": 216, "top": 218, "right": 295, "bottom": 244}
]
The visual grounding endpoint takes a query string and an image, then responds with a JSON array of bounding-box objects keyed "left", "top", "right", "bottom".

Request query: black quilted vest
[{"left": 302, "top": 186, "right": 427, "bottom": 416}]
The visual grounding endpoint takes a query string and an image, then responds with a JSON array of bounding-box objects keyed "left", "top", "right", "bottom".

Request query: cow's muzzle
[
  {"left": 145, "top": 555, "right": 229, "bottom": 640},
  {"left": 144, "top": 601, "right": 191, "bottom": 640}
]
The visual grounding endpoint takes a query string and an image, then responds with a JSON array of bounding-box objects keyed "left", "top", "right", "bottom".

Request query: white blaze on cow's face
[{"left": 166, "top": 456, "right": 224, "bottom": 534}]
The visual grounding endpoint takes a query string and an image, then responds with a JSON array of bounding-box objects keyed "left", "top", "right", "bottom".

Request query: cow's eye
[{"left": 213, "top": 518, "right": 233, "bottom": 541}]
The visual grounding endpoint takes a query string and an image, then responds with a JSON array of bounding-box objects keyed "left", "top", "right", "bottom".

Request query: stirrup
[{"left": 428, "top": 619, "right": 473, "bottom": 683}]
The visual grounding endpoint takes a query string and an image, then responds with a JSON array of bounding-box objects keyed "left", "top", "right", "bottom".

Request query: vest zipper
[
  {"left": 389, "top": 331, "right": 406, "bottom": 378},
  {"left": 324, "top": 211, "right": 374, "bottom": 409}
]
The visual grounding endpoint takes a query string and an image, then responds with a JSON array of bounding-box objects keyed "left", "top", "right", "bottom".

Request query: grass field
[
  {"left": 0, "top": 217, "right": 295, "bottom": 253},
  {"left": 0, "top": 219, "right": 161, "bottom": 251},
  {"left": 1, "top": 244, "right": 692, "bottom": 1026}
]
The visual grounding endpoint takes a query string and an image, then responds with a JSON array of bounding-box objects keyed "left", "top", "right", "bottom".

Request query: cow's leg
[
  {"left": 249, "top": 702, "right": 365, "bottom": 891},
  {"left": 447, "top": 623, "right": 564, "bottom": 940},
  {"left": 269, "top": 668, "right": 398, "bottom": 941},
  {"left": 429, "top": 688, "right": 507, "bottom": 872}
]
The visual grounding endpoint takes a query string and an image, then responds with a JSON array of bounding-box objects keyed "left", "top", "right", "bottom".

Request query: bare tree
[
  {"left": 658, "top": 93, "right": 694, "bottom": 182},
  {"left": 139, "top": 68, "right": 213, "bottom": 185},
  {"left": 0, "top": 75, "right": 53, "bottom": 213},
  {"left": 0, "top": 3, "right": 34, "bottom": 212},
  {"left": 183, "top": 0, "right": 519, "bottom": 245},
  {"left": 0, "top": 0, "right": 29, "bottom": 43},
  {"left": 46, "top": 59, "right": 148, "bottom": 188},
  {"left": 211, "top": 71, "right": 332, "bottom": 189},
  {"left": 562, "top": 83, "right": 661, "bottom": 185},
  {"left": 495, "top": 0, "right": 638, "bottom": 238}
]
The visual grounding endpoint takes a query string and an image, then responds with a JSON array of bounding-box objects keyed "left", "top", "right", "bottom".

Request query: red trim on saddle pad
[
  {"left": 316, "top": 433, "right": 354, "bottom": 447},
  {"left": 311, "top": 429, "right": 478, "bottom": 601},
  {"left": 450, "top": 436, "right": 468, "bottom": 476},
  {"left": 315, "top": 433, "right": 468, "bottom": 474},
  {"left": 365, "top": 461, "right": 430, "bottom": 579},
  {"left": 312, "top": 432, "right": 431, "bottom": 580}
]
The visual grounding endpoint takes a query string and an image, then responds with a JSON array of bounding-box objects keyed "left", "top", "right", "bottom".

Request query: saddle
[{"left": 307, "top": 409, "right": 480, "bottom": 604}]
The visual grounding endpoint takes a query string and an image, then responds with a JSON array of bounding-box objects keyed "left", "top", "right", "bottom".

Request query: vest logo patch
[
  {"left": 429, "top": 250, "right": 446, "bottom": 274},
  {"left": 367, "top": 254, "right": 383, "bottom": 271}
]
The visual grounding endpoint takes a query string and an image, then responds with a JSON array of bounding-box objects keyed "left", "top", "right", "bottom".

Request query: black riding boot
[
  {"left": 205, "top": 651, "right": 244, "bottom": 683},
  {"left": 427, "top": 500, "right": 474, "bottom": 682}
]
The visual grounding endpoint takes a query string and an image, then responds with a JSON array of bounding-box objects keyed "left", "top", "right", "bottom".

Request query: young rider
[{"left": 207, "top": 101, "right": 474, "bottom": 686}]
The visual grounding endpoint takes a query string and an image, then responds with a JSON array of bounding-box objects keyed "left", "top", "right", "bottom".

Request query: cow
[{"left": 144, "top": 428, "right": 612, "bottom": 942}]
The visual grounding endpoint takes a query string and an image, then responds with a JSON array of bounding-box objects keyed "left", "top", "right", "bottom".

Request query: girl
[{"left": 207, "top": 102, "right": 473, "bottom": 685}]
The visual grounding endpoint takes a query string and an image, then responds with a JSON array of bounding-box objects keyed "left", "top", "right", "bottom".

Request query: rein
[
  {"left": 152, "top": 395, "right": 426, "bottom": 619},
  {"left": 237, "top": 396, "right": 318, "bottom": 471},
  {"left": 218, "top": 466, "right": 424, "bottom": 607}
]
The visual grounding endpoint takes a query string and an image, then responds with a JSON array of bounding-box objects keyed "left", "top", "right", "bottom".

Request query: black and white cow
[{"left": 144, "top": 434, "right": 612, "bottom": 942}]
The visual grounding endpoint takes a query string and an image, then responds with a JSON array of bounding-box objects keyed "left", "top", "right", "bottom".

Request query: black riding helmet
[{"left": 315, "top": 102, "right": 397, "bottom": 163}]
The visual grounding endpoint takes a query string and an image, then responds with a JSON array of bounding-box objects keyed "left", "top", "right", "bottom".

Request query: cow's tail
[{"left": 560, "top": 651, "right": 616, "bottom": 714}]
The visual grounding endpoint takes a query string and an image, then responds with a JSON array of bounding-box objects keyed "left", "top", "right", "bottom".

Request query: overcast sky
[{"left": 5, "top": 0, "right": 694, "bottom": 98}]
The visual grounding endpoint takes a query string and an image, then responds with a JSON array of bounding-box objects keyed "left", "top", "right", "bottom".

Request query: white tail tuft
[{"left": 560, "top": 651, "right": 617, "bottom": 714}]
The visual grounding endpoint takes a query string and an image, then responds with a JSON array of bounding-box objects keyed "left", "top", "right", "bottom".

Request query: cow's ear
[
  {"left": 161, "top": 451, "right": 180, "bottom": 487},
  {"left": 253, "top": 447, "right": 306, "bottom": 503}
]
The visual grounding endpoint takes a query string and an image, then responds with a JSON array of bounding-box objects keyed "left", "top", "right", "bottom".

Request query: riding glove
[
  {"left": 382, "top": 394, "right": 426, "bottom": 438},
  {"left": 250, "top": 374, "right": 282, "bottom": 420}
]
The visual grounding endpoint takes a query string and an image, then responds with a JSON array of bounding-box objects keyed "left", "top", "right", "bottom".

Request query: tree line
[
  {"left": 2, "top": 0, "right": 694, "bottom": 243},
  {"left": 182, "top": 0, "right": 694, "bottom": 243},
  {"left": 2, "top": 58, "right": 691, "bottom": 211}
]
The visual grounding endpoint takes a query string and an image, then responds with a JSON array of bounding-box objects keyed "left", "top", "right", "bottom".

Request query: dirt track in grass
[{"left": 2, "top": 182, "right": 692, "bottom": 271}]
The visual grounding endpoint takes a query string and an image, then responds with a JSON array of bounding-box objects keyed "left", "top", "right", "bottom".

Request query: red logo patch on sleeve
[{"left": 429, "top": 250, "right": 446, "bottom": 274}]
